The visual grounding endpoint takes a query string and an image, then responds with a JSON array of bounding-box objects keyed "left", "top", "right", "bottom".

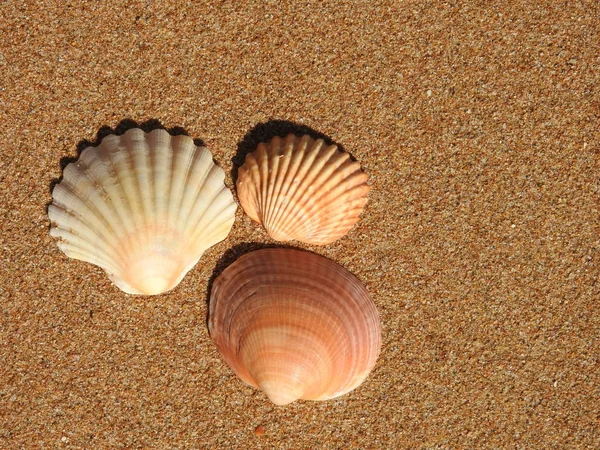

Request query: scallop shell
[
  {"left": 236, "top": 134, "right": 370, "bottom": 245},
  {"left": 48, "top": 128, "right": 237, "bottom": 295},
  {"left": 208, "top": 248, "right": 381, "bottom": 405}
]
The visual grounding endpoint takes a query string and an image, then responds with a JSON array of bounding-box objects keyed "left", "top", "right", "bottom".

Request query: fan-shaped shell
[
  {"left": 208, "top": 248, "right": 381, "bottom": 405},
  {"left": 236, "top": 134, "right": 370, "bottom": 245},
  {"left": 48, "top": 128, "right": 237, "bottom": 295}
]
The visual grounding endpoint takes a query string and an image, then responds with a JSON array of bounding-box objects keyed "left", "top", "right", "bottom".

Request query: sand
[{"left": 1, "top": 0, "right": 599, "bottom": 448}]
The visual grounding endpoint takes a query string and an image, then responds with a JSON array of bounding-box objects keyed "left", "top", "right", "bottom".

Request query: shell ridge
[
  {"left": 255, "top": 143, "right": 274, "bottom": 229},
  {"left": 260, "top": 141, "right": 279, "bottom": 228},
  {"left": 263, "top": 141, "right": 293, "bottom": 234},
  {"left": 50, "top": 225, "right": 106, "bottom": 260},
  {"left": 67, "top": 155, "right": 131, "bottom": 239},
  {"left": 49, "top": 205, "right": 124, "bottom": 264},
  {"left": 50, "top": 180, "right": 132, "bottom": 265},
  {"left": 211, "top": 268, "right": 258, "bottom": 331},
  {"left": 260, "top": 137, "right": 320, "bottom": 240},
  {"left": 291, "top": 149, "right": 350, "bottom": 207},
  {"left": 279, "top": 154, "right": 367, "bottom": 243},
  {"left": 177, "top": 149, "right": 216, "bottom": 233},
  {"left": 255, "top": 143, "right": 275, "bottom": 227},
  {"left": 59, "top": 246, "right": 121, "bottom": 276},
  {"left": 297, "top": 255, "right": 377, "bottom": 396},
  {"left": 235, "top": 161, "right": 257, "bottom": 221},
  {"left": 314, "top": 198, "right": 369, "bottom": 230},
  {"left": 213, "top": 278, "right": 262, "bottom": 385},
  {"left": 170, "top": 135, "right": 201, "bottom": 230},
  {"left": 50, "top": 181, "right": 116, "bottom": 240},
  {"left": 93, "top": 136, "right": 142, "bottom": 242},
  {"left": 268, "top": 142, "right": 338, "bottom": 240},
  {"left": 246, "top": 152, "right": 268, "bottom": 224},
  {"left": 314, "top": 164, "right": 367, "bottom": 204},
  {"left": 190, "top": 204, "right": 233, "bottom": 253},
  {"left": 146, "top": 131, "right": 159, "bottom": 248},
  {"left": 301, "top": 182, "right": 369, "bottom": 239},
  {"left": 110, "top": 134, "right": 152, "bottom": 255},
  {"left": 105, "top": 151, "right": 137, "bottom": 235},
  {"left": 243, "top": 158, "right": 264, "bottom": 223},
  {"left": 102, "top": 138, "right": 144, "bottom": 246},
  {"left": 106, "top": 131, "right": 150, "bottom": 255},
  {"left": 127, "top": 130, "right": 154, "bottom": 242},
  {"left": 245, "top": 320, "right": 333, "bottom": 403},
  {"left": 183, "top": 166, "right": 229, "bottom": 237},
  {"left": 182, "top": 154, "right": 224, "bottom": 235},
  {"left": 53, "top": 234, "right": 122, "bottom": 276},
  {"left": 191, "top": 199, "right": 237, "bottom": 242},
  {"left": 166, "top": 136, "right": 191, "bottom": 230},
  {"left": 265, "top": 138, "right": 308, "bottom": 237},
  {"left": 148, "top": 129, "right": 174, "bottom": 228},
  {"left": 262, "top": 143, "right": 286, "bottom": 231}
]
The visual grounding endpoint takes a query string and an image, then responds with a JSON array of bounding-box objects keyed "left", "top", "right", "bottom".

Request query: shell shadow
[
  {"left": 204, "top": 241, "right": 312, "bottom": 328},
  {"left": 231, "top": 120, "right": 354, "bottom": 186},
  {"left": 46, "top": 118, "right": 207, "bottom": 219}
]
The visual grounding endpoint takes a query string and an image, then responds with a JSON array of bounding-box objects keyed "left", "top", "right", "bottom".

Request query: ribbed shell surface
[
  {"left": 236, "top": 134, "right": 370, "bottom": 245},
  {"left": 48, "top": 128, "right": 237, "bottom": 295},
  {"left": 208, "top": 248, "right": 381, "bottom": 405}
]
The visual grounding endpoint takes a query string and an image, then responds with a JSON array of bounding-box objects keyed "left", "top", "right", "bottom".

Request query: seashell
[
  {"left": 48, "top": 128, "right": 237, "bottom": 295},
  {"left": 208, "top": 248, "right": 381, "bottom": 405},
  {"left": 236, "top": 134, "right": 370, "bottom": 245}
]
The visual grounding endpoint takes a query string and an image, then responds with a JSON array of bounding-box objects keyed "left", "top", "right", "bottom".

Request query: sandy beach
[{"left": 1, "top": 1, "right": 599, "bottom": 448}]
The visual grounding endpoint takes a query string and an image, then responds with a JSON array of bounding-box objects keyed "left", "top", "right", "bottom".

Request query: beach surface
[{"left": 1, "top": 1, "right": 599, "bottom": 448}]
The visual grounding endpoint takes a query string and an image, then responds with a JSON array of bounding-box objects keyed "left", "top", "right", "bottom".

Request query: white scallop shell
[
  {"left": 236, "top": 134, "right": 370, "bottom": 245},
  {"left": 48, "top": 128, "right": 237, "bottom": 295}
]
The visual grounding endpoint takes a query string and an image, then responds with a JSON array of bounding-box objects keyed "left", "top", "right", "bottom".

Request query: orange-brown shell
[
  {"left": 208, "top": 248, "right": 381, "bottom": 405},
  {"left": 236, "top": 134, "right": 370, "bottom": 245}
]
